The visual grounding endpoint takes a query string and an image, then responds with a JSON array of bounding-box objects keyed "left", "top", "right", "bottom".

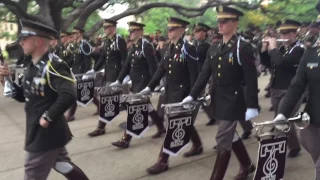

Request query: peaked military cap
[
  {"left": 167, "top": 17, "right": 190, "bottom": 30},
  {"left": 216, "top": 5, "right": 244, "bottom": 20},
  {"left": 194, "top": 23, "right": 211, "bottom": 32},
  {"left": 103, "top": 19, "right": 117, "bottom": 28},
  {"left": 276, "top": 19, "right": 301, "bottom": 32},
  {"left": 128, "top": 22, "right": 145, "bottom": 31},
  {"left": 60, "top": 31, "right": 71, "bottom": 37},
  {"left": 19, "top": 19, "right": 58, "bottom": 40},
  {"left": 72, "top": 26, "right": 85, "bottom": 33}
]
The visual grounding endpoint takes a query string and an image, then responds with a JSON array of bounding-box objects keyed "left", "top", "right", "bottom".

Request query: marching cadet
[
  {"left": 57, "top": 31, "right": 73, "bottom": 67},
  {"left": 86, "top": 19, "right": 128, "bottom": 137},
  {"left": 194, "top": 23, "right": 217, "bottom": 126},
  {"left": 0, "top": 19, "right": 88, "bottom": 180},
  {"left": 182, "top": 6, "right": 258, "bottom": 180},
  {"left": 273, "top": 6, "right": 320, "bottom": 179},
  {"left": 261, "top": 19, "right": 304, "bottom": 157},
  {"left": 65, "top": 26, "right": 93, "bottom": 121},
  {"left": 109, "top": 22, "right": 166, "bottom": 148},
  {"left": 139, "top": 17, "right": 202, "bottom": 174}
]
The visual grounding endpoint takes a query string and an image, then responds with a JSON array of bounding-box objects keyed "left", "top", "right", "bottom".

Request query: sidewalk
[{"left": 0, "top": 75, "right": 315, "bottom": 180}]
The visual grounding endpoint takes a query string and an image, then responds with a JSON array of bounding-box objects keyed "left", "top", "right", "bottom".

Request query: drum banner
[
  {"left": 76, "top": 78, "right": 95, "bottom": 107},
  {"left": 253, "top": 136, "right": 287, "bottom": 180},
  {"left": 99, "top": 92, "right": 120, "bottom": 124},
  {"left": 163, "top": 114, "right": 193, "bottom": 156},
  {"left": 126, "top": 102, "right": 150, "bottom": 138}
]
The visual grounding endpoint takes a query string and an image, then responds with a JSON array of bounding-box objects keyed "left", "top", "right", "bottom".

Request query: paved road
[{"left": 0, "top": 75, "right": 315, "bottom": 180}]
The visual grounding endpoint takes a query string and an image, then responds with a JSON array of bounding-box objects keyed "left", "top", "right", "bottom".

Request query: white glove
[
  {"left": 182, "top": 96, "right": 194, "bottom": 104},
  {"left": 110, "top": 80, "right": 120, "bottom": 87},
  {"left": 245, "top": 108, "right": 259, "bottom": 121},
  {"left": 139, "top": 87, "right": 151, "bottom": 95},
  {"left": 273, "top": 114, "right": 288, "bottom": 131},
  {"left": 273, "top": 114, "right": 286, "bottom": 122},
  {"left": 99, "top": 69, "right": 105, "bottom": 73},
  {"left": 160, "top": 87, "right": 165, "bottom": 92},
  {"left": 82, "top": 69, "right": 95, "bottom": 80},
  {"left": 154, "top": 85, "right": 161, "bottom": 92},
  {"left": 122, "top": 75, "right": 130, "bottom": 84},
  {"left": 86, "top": 69, "right": 95, "bottom": 74}
]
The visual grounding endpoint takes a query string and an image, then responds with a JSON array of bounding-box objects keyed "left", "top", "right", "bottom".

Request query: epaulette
[{"left": 182, "top": 38, "right": 198, "bottom": 61}]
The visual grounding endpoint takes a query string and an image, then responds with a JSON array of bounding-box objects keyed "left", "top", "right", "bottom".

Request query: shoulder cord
[
  {"left": 45, "top": 60, "right": 76, "bottom": 92},
  {"left": 182, "top": 38, "right": 198, "bottom": 61},
  {"left": 80, "top": 40, "right": 93, "bottom": 55},
  {"left": 237, "top": 36, "right": 241, "bottom": 66},
  {"left": 116, "top": 34, "right": 120, "bottom": 51}
]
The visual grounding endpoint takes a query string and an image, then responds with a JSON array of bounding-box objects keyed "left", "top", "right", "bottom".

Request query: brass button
[
  {"left": 131, "top": 65, "right": 133, "bottom": 67},
  {"left": 180, "top": 85, "right": 183, "bottom": 88},
  {"left": 169, "top": 59, "right": 172, "bottom": 61},
  {"left": 169, "top": 70, "right": 171, "bottom": 74},
  {"left": 219, "top": 57, "right": 222, "bottom": 61},
  {"left": 169, "top": 64, "right": 171, "bottom": 68},
  {"left": 132, "top": 54, "right": 134, "bottom": 56},
  {"left": 218, "top": 73, "right": 220, "bottom": 77},
  {"left": 211, "top": 56, "right": 213, "bottom": 59},
  {"left": 218, "top": 65, "right": 221, "bottom": 68}
]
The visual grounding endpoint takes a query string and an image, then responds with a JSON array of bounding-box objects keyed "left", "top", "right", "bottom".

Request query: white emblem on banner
[
  {"left": 78, "top": 81, "right": 94, "bottom": 101},
  {"left": 128, "top": 104, "right": 148, "bottom": 130},
  {"left": 261, "top": 140, "right": 286, "bottom": 180},
  {"left": 170, "top": 116, "right": 192, "bottom": 148},
  {"left": 102, "top": 95, "right": 118, "bottom": 117}
]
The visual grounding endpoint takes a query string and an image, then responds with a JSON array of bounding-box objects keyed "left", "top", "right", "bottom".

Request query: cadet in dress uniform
[
  {"left": 260, "top": 20, "right": 304, "bottom": 157},
  {"left": 109, "top": 22, "right": 166, "bottom": 148},
  {"left": 66, "top": 26, "right": 93, "bottom": 121},
  {"left": 57, "top": 31, "right": 73, "bottom": 67},
  {"left": 274, "top": 11, "right": 320, "bottom": 179},
  {"left": 139, "top": 17, "right": 202, "bottom": 175},
  {"left": 87, "top": 19, "right": 128, "bottom": 137},
  {"left": 182, "top": 6, "right": 258, "bottom": 180},
  {"left": 0, "top": 19, "right": 88, "bottom": 180},
  {"left": 194, "top": 23, "right": 217, "bottom": 126}
]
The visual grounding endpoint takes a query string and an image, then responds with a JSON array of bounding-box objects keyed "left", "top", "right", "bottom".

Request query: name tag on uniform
[{"left": 307, "top": 63, "right": 318, "bottom": 69}]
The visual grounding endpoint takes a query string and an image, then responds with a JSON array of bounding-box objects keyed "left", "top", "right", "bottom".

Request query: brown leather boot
[
  {"left": 88, "top": 121, "right": 106, "bottom": 137},
  {"left": 66, "top": 103, "right": 77, "bottom": 122},
  {"left": 92, "top": 97, "right": 99, "bottom": 116},
  {"left": 62, "top": 162, "right": 89, "bottom": 180},
  {"left": 184, "top": 127, "right": 203, "bottom": 157},
  {"left": 146, "top": 151, "right": 169, "bottom": 174},
  {"left": 149, "top": 110, "right": 166, "bottom": 139},
  {"left": 210, "top": 151, "right": 231, "bottom": 180},
  {"left": 232, "top": 139, "right": 256, "bottom": 180},
  {"left": 111, "top": 133, "right": 132, "bottom": 148}
]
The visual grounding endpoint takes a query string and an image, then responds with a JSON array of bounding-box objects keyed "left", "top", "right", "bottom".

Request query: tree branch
[
  {"left": 0, "top": 0, "right": 34, "bottom": 20},
  {"left": 75, "top": 0, "right": 111, "bottom": 29},
  {"left": 61, "top": 0, "right": 95, "bottom": 31}
]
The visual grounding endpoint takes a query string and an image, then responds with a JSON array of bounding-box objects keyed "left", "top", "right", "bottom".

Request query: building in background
[{"left": 0, "top": 15, "right": 18, "bottom": 50}]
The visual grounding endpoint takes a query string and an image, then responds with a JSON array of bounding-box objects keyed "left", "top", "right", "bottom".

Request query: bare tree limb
[
  {"left": 61, "top": 0, "right": 95, "bottom": 30},
  {"left": 75, "top": 0, "right": 111, "bottom": 29}
]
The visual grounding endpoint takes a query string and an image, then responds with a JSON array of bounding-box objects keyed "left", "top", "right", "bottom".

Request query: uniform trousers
[
  {"left": 271, "top": 88, "right": 302, "bottom": 150},
  {"left": 24, "top": 147, "right": 72, "bottom": 180},
  {"left": 215, "top": 120, "right": 240, "bottom": 151},
  {"left": 300, "top": 124, "right": 320, "bottom": 180}
]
